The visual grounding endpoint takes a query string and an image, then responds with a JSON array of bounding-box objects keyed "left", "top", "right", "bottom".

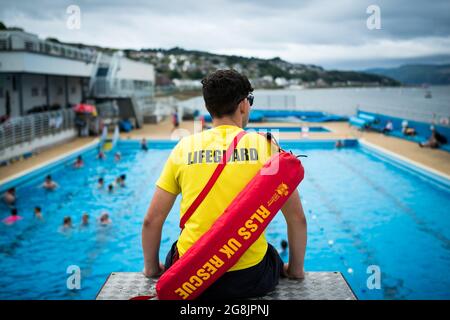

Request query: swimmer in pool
[
  {"left": 108, "top": 184, "right": 114, "bottom": 193},
  {"left": 99, "top": 213, "right": 112, "bottom": 226},
  {"left": 42, "top": 174, "right": 58, "bottom": 190},
  {"left": 62, "top": 216, "right": 73, "bottom": 229},
  {"left": 34, "top": 206, "right": 43, "bottom": 220},
  {"left": 97, "top": 150, "right": 106, "bottom": 160},
  {"left": 3, "top": 208, "right": 23, "bottom": 225},
  {"left": 81, "top": 213, "right": 89, "bottom": 226},
  {"left": 335, "top": 140, "right": 344, "bottom": 149},
  {"left": 74, "top": 155, "right": 84, "bottom": 168},
  {"left": 97, "top": 177, "right": 105, "bottom": 189},
  {"left": 120, "top": 174, "right": 126, "bottom": 187},
  {"left": 2, "top": 187, "right": 16, "bottom": 206},
  {"left": 114, "top": 152, "right": 122, "bottom": 162},
  {"left": 141, "top": 138, "right": 148, "bottom": 151},
  {"left": 115, "top": 174, "right": 126, "bottom": 187}
]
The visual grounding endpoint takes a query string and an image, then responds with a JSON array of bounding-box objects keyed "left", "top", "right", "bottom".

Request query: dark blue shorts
[{"left": 164, "top": 241, "right": 284, "bottom": 300}]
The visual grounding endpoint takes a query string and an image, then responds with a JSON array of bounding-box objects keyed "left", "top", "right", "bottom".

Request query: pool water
[
  {"left": 246, "top": 126, "right": 330, "bottom": 132},
  {"left": 207, "top": 126, "right": 330, "bottom": 132},
  {"left": 0, "top": 141, "right": 449, "bottom": 300}
]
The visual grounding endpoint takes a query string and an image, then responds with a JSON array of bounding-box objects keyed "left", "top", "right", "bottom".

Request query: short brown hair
[{"left": 201, "top": 69, "right": 253, "bottom": 118}]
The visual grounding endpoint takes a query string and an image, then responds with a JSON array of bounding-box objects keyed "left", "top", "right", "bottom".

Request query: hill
[{"left": 366, "top": 64, "right": 450, "bottom": 85}]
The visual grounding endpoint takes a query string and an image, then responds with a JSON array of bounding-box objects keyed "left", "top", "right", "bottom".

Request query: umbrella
[{"left": 73, "top": 103, "right": 96, "bottom": 114}]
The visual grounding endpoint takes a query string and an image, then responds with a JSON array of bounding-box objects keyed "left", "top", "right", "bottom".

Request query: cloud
[{"left": 0, "top": 0, "right": 449, "bottom": 68}]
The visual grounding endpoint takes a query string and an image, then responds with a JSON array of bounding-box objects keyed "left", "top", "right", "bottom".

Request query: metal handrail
[{"left": 0, "top": 109, "right": 75, "bottom": 152}]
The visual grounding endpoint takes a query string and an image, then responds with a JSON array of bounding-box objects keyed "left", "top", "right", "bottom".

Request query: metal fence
[{"left": 0, "top": 109, "right": 75, "bottom": 151}]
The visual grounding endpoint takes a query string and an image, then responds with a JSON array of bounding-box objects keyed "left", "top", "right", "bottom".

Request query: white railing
[
  {"left": 92, "top": 78, "right": 154, "bottom": 98},
  {"left": 0, "top": 31, "right": 97, "bottom": 63},
  {"left": 0, "top": 109, "right": 75, "bottom": 151}
]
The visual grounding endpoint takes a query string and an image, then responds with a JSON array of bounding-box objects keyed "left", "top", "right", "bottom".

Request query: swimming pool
[
  {"left": 246, "top": 126, "right": 330, "bottom": 132},
  {"left": 206, "top": 126, "right": 330, "bottom": 132},
  {"left": 0, "top": 139, "right": 449, "bottom": 300}
]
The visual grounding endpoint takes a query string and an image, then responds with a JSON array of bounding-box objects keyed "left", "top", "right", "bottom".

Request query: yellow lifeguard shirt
[{"left": 156, "top": 125, "right": 276, "bottom": 271}]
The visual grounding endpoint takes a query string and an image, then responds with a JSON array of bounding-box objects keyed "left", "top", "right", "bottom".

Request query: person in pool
[
  {"left": 97, "top": 177, "right": 105, "bottom": 189},
  {"left": 115, "top": 174, "right": 126, "bottom": 187},
  {"left": 42, "top": 175, "right": 58, "bottom": 190},
  {"left": 97, "top": 150, "right": 106, "bottom": 160},
  {"left": 141, "top": 69, "right": 307, "bottom": 300},
  {"left": 74, "top": 155, "right": 84, "bottom": 168},
  {"left": 99, "top": 213, "right": 112, "bottom": 225},
  {"left": 335, "top": 140, "right": 344, "bottom": 148},
  {"left": 2, "top": 208, "right": 23, "bottom": 225},
  {"left": 34, "top": 206, "right": 43, "bottom": 220},
  {"left": 141, "top": 138, "right": 148, "bottom": 151},
  {"left": 81, "top": 213, "right": 89, "bottom": 226},
  {"left": 114, "top": 152, "right": 122, "bottom": 162},
  {"left": 62, "top": 216, "right": 73, "bottom": 229},
  {"left": 108, "top": 184, "right": 114, "bottom": 193},
  {"left": 2, "top": 187, "right": 16, "bottom": 206}
]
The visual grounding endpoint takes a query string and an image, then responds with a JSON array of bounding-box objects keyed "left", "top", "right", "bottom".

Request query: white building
[{"left": 0, "top": 30, "right": 155, "bottom": 163}]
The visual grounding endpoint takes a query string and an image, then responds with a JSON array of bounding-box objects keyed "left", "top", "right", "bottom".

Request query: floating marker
[{"left": 347, "top": 268, "right": 354, "bottom": 274}]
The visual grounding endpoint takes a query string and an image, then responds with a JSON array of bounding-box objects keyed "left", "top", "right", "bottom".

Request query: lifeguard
[{"left": 142, "top": 69, "right": 307, "bottom": 300}]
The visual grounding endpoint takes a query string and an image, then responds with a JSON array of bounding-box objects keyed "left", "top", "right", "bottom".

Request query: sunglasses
[{"left": 246, "top": 93, "right": 254, "bottom": 107}]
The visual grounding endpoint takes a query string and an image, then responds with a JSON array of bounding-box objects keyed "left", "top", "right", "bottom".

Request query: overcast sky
[{"left": 1, "top": 0, "right": 449, "bottom": 69}]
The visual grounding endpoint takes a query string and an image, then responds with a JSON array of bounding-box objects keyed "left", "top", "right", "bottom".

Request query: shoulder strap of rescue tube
[{"left": 179, "top": 130, "right": 247, "bottom": 230}]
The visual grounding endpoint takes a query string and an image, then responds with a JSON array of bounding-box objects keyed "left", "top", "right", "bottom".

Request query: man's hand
[
  {"left": 280, "top": 190, "right": 307, "bottom": 281},
  {"left": 282, "top": 263, "right": 305, "bottom": 280},
  {"left": 143, "top": 262, "right": 166, "bottom": 278}
]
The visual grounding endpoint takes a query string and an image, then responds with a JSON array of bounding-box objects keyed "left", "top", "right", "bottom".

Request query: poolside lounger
[
  {"left": 349, "top": 116, "right": 368, "bottom": 129},
  {"left": 358, "top": 113, "right": 377, "bottom": 123}
]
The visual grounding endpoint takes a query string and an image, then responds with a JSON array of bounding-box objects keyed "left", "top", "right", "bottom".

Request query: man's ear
[{"left": 239, "top": 100, "right": 248, "bottom": 114}]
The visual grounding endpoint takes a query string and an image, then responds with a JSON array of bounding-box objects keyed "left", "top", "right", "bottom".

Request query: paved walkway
[{"left": 0, "top": 137, "right": 96, "bottom": 182}]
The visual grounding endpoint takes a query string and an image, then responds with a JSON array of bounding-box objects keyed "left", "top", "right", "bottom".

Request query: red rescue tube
[{"left": 156, "top": 151, "right": 305, "bottom": 300}]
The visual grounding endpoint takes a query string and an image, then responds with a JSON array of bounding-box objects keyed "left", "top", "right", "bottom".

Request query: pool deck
[{"left": 1, "top": 119, "right": 450, "bottom": 183}]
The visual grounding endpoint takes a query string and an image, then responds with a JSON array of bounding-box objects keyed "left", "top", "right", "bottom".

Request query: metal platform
[{"left": 96, "top": 272, "right": 357, "bottom": 300}]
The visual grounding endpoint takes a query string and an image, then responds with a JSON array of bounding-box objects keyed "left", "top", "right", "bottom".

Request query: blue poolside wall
[{"left": 203, "top": 110, "right": 348, "bottom": 123}]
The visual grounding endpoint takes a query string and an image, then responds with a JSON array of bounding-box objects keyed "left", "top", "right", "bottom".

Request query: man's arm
[
  {"left": 281, "top": 189, "right": 307, "bottom": 279},
  {"left": 142, "top": 186, "right": 177, "bottom": 277}
]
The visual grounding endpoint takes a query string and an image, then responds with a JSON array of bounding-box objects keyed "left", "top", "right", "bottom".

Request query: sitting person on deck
[
  {"left": 401, "top": 120, "right": 416, "bottom": 136},
  {"left": 141, "top": 69, "right": 307, "bottom": 300},
  {"left": 382, "top": 120, "right": 393, "bottom": 134},
  {"left": 419, "top": 126, "right": 448, "bottom": 149}
]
